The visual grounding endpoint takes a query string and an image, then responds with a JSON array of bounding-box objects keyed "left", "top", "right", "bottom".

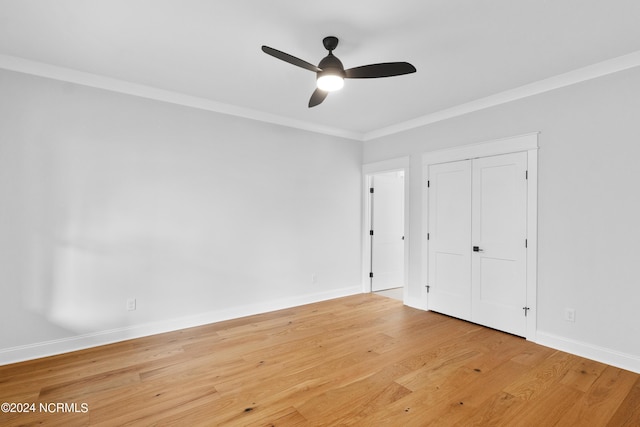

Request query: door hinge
[
  {"left": 426, "top": 285, "right": 430, "bottom": 293},
  {"left": 370, "top": 187, "right": 374, "bottom": 193},
  {"left": 369, "top": 272, "right": 374, "bottom": 278},
  {"left": 525, "top": 238, "right": 528, "bottom": 248},
  {"left": 525, "top": 170, "right": 528, "bottom": 180},
  {"left": 370, "top": 230, "right": 374, "bottom": 236},
  {"left": 523, "top": 307, "right": 530, "bottom": 316},
  {"left": 427, "top": 233, "right": 430, "bottom": 240},
  {"left": 427, "top": 180, "right": 430, "bottom": 188}
]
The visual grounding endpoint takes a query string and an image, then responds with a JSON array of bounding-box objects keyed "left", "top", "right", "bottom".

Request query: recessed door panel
[
  {"left": 435, "top": 253, "right": 469, "bottom": 296},
  {"left": 479, "top": 257, "right": 519, "bottom": 306}
]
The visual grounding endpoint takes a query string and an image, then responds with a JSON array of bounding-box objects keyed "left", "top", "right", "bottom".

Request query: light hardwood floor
[
  {"left": 1, "top": 294, "right": 639, "bottom": 426},
  {"left": 374, "top": 287, "right": 403, "bottom": 301}
]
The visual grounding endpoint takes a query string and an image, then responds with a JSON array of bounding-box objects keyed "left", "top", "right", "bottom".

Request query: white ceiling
[{"left": 2, "top": 0, "right": 640, "bottom": 139}]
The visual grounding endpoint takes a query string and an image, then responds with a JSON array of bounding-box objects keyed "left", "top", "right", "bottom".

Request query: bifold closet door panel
[
  {"left": 471, "top": 152, "right": 528, "bottom": 336},
  {"left": 427, "top": 160, "right": 472, "bottom": 321}
]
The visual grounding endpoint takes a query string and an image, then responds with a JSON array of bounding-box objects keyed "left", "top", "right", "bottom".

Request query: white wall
[
  {"left": 364, "top": 67, "right": 640, "bottom": 372},
  {"left": 0, "top": 69, "right": 363, "bottom": 363}
]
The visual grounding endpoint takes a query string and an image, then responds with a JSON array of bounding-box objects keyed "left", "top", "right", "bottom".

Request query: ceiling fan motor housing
[{"left": 318, "top": 53, "right": 346, "bottom": 79}]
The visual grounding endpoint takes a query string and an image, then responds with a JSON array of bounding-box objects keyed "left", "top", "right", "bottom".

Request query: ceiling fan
[{"left": 261, "top": 36, "right": 417, "bottom": 108}]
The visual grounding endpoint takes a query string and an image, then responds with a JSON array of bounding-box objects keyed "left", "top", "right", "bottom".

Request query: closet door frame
[{"left": 422, "top": 133, "right": 539, "bottom": 341}]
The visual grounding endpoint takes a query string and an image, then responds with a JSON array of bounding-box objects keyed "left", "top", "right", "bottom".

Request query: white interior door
[
  {"left": 427, "top": 160, "right": 472, "bottom": 320},
  {"left": 471, "top": 152, "right": 528, "bottom": 336},
  {"left": 371, "top": 171, "right": 404, "bottom": 292}
]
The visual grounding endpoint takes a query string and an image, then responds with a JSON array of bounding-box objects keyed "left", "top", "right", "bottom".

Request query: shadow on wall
[{"left": 8, "top": 132, "right": 222, "bottom": 344}]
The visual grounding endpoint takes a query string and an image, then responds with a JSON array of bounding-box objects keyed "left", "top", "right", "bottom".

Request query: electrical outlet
[
  {"left": 564, "top": 308, "right": 575, "bottom": 322},
  {"left": 126, "top": 298, "right": 137, "bottom": 311}
]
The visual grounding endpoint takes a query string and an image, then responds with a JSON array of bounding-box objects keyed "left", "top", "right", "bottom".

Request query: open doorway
[{"left": 364, "top": 163, "right": 408, "bottom": 302}]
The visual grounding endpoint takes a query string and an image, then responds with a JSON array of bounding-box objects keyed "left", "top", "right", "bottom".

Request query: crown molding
[
  {"left": 0, "top": 54, "right": 363, "bottom": 141},
  {"left": 2, "top": 50, "right": 640, "bottom": 143},
  {"left": 362, "top": 50, "right": 640, "bottom": 141}
]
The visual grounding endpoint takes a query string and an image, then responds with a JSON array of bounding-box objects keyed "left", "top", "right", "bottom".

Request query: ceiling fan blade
[
  {"left": 308, "top": 88, "right": 328, "bottom": 108},
  {"left": 345, "top": 62, "right": 416, "bottom": 79},
  {"left": 262, "top": 45, "right": 321, "bottom": 72}
]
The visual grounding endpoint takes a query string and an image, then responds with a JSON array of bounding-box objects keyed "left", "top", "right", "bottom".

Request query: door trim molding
[
  {"left": 422, "top": 132, "right": 539, "bottom": 165},
  {"left": 362, "top": 157, "right": 410, "bottom": 302},
  {"left": 422, "top": 132, "right": 539, "bottom": 340}
]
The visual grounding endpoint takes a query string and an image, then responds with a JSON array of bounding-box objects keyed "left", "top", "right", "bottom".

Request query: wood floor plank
[
  {"left": 443, "top": 360, "right": 537, "bottom": 421},
  {"left": 294, "top": 362, "right": 413, "bottom": 423},
  {"left": 502, "top": 350, "right": 577, "bottom": 400},
  {"left": 507, "top": 383, "right": 584, "bottom": 427},
  {"left": 559, "top": 355, "right": 609, "bottom": 392},
  {"left": 0, "top": 294, "right": 638, "bottom": 426},
  {"left": 606, "top": 377, "right": 640, "bottom": 426},
  {"left": 555, "top": 365, "right": 639, "bottom": 426},
  {"left": 452, "top": 391, "right": 522, "bottom": 427}
]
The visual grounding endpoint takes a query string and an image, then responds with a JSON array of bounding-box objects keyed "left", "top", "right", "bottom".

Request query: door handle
[{"left": 473, "top": 246, "right": 484, "bottom": 252}]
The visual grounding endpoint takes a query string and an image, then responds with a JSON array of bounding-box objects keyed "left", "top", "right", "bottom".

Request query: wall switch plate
[
  {"left": 126, "top": 298, "right": 137, "bottom": 311},
  {"left": 311, "top": 273, "right": 318, "bottom": 284},
  {"left": 564, "top": 308, "right": 575, "bottom": 322}
]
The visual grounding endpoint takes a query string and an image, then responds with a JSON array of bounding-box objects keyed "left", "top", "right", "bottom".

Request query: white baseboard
[
  {"left": 535, "top": 331, "right": 640, "bottom": 374},
  {"left": 0, "top": 286, "right": 362, "bottom": 366}
]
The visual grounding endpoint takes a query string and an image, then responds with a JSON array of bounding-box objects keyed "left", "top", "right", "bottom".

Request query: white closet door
[
  {"left": 427, "top": 160, "right": 472, "bottom": 321},
  {"left": 471, "top": 152, "right": 528, "bottom": 336}
]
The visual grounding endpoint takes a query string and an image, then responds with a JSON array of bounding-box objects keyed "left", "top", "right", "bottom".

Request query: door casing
[{"left": 362, "top": 157, "right": 410, "bottom": 301}]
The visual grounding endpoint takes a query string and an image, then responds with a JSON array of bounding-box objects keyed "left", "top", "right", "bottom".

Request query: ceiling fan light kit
[
  {"left": 262, "top": 36, "right": 416, "bottom": 107},
  {"left": 316, "top": 74, "right": 344, "bottom": 92}
]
